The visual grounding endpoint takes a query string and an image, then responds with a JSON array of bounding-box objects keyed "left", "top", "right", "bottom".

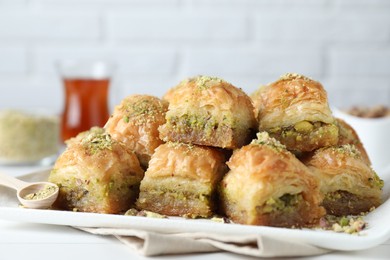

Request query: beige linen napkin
[{"left": 77, "top": 227, "right": 330, "bottom": 257}]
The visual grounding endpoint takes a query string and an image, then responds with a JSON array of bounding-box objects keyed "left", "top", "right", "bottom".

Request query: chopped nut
[
  {"left": 294, "top": 121, "right": 314, "bottom": 133},
  {"left": 321, "top": 215, "right": 367, "bottom": 234}
]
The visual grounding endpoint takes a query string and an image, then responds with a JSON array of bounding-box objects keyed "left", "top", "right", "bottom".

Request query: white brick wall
[
  {"left": 0, "top": 46, "right": 27, "bottom": 74},
  {"left": 329, "top": 47, "right": 390, "bottom": 76},
  {"left": 108, "top": 10, "right": 248, "bottom": 41},
  {"left": 0, "top": 0, "right": 389, "bottom": 113},
  {"left": 0, "top": 12, "right": 100, "bottom": 41}
]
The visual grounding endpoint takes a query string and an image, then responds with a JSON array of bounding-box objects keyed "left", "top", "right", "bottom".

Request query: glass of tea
[{"left": 57, "top": 60, "right": 114, "bottom": 142}]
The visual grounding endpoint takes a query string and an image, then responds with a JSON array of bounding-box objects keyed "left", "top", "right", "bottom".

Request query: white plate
[{"left": 0, "top": 169, "right": 390, "bottom": 251}]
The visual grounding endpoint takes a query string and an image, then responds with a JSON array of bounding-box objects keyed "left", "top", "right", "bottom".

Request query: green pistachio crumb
[
  {"left": 332, "top": 144, "right": 361, "bottom": 158},
  {"left": 339, "top": 216, "right": 349, "bottom": 227},
  {"left": 279, "top": 73, "right": 313, "bottom": 82},
  {"left": 23, "top": 185, "right": 58, "bottom": 200},
  {"left": 188, "top": 75, "right": 225, "bottom": 90},
  {"left": 123, "top": 97, "right": 166, "bottom": 125},
  {"left": 368, "top": 173, "right": 384, "bottom": 189},
  {"left": 81, "top": 128, "right": 113, "bottom": 154}
]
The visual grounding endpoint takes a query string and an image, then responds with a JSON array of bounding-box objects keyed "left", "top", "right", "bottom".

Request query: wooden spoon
[{"left": 0, "top": 171, "right": 59, "bottom": 209}]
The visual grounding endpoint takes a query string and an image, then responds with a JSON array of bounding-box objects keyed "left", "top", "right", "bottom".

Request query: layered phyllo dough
[
  {"left": 220, "top": 132, "right": 325, "bottom": 227},
  {"left": 105, "top": 95, "right": 168, "bottom": 169},
  {"left": 46, "top": 73, "right": 384, "bottom": 233},
  {"left": 336, "top": 118, "right": 371, "bottom": 165},
  {"left": 159, "top": 76, "right": 257, "bottom": 149},
  {"left": 49, "top": 127, "right": 144, "bottom": 214},
  {"left": 303, "top": 144, "right": 383, "bottom": 216},
  {"left": 250, "top": 84, "right": 266, "bottom": 121},
  {"left": 162, "top": 82, "right": 186, "bottom": 103},
  {"left": 136, "top": 142, "right": 228, "bottom": 218},
  {"left": 252, "top": 73, "right": 339, "bottom": 153}
]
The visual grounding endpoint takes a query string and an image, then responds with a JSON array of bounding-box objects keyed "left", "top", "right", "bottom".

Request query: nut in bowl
[
  {"left": 333, "top": 105, "right": 390, "bottom": 173},
  {"left": 0, "top": 109, "right": 60, "bottom": 165}
]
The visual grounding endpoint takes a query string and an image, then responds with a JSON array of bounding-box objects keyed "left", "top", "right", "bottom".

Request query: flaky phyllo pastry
[
  {"left": 46, "top": 73, "right": 385, "bottom": 232},
  {"left": 220, "top": 132, "right": 325, "bottom": 227},
  {"left": 303, "top": 144, "right": 383, "bottom": 216},
  {"left": 336, "top": 118, "right": 371, "bottom": 166},
  {"left": 137, "top": 142, "right": 227, "bottom": 218},
  {"left": 159, "top": 76, "right": 257, "bottom": 149},
  {"left": 252, "top": 73, "right": 339, "bottom": 153},
  {"left": 105, "top": 95, "right": 168, "bottom": 169},
  {"left": 49, "top": 127, "right": 144, "bottom": 214}
]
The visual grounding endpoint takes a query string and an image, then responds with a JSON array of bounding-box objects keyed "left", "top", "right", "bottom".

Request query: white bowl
[
  {"left": 333, "top": 107, "right": 390, "bottom": 173},
  {"left": 0, "top": 109, "right": 60, "bottom": 166}
]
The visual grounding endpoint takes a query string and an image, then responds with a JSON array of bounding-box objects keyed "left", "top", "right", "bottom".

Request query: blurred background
[{"left": 0, "top": 0, "right": 390, "bottom": 113}]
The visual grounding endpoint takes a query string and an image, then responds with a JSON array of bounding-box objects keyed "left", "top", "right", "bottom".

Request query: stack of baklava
[
  {"left": 49, "top": 73, "right": 384, "bottom": 228},
  {"left": 137, "top": 76, "right": 257, "bottom": 218}
]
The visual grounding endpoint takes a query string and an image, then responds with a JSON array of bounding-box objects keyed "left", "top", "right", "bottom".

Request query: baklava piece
[
  {"left": 162, "top": 82, "right": 186, "bottom": 103},
  {"left": 105, "top": 95, "right": 168, "bottom": 169},
  {"left": 159, "top": 76, "right": 257, "bottom": 149},
  {"left": 252, "top": 73, "right": 339, "bottom": 153},
  {"left": 136, "top": 142, "right": 227, "bottom": 218},
  {"left": 304, "top": 144, "right": 383, "bottom": 216},
  {"left": 220, "top": 132, "right": 325, "bottom": 227},
  {"left": 49, "top": 128, "right": 144, "bottom": 214},
  {"left": 64, "top": 126, "right": 103, "bottom": 147},
  {"left": 336, "top": 118, "right": 371, "bottom": 165},
  {"left": 250, "top": 85, "right": 266, "bottom": 121}
]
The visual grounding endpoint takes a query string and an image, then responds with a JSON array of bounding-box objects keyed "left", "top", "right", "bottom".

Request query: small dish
[{"left": 0, "top": 109, "right": 60, "bottom": 166}]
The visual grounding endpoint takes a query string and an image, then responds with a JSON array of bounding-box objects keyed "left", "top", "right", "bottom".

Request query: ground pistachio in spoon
[
  {"left": 22, "top": 185, "right": 58, "bottom": 200},
  {"left": 0, "top": 171, "right": 59, "bottom": 209}
]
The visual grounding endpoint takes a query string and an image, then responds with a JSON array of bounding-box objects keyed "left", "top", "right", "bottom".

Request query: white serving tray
[{"left": 0, "top": 169, "right": 389, "bottom": 251}]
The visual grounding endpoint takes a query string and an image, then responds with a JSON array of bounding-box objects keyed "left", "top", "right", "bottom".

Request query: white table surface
[{"left": 1, "top": 165, "right": 389, "bottom": 260}]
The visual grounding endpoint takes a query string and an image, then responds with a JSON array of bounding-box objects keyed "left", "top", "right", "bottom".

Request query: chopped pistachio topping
[
  {"left": 368, "top": 172, "right": 384, "bottom": 189},
  {"left": 331, "top": 144, "right": 361, "bottom": 158},
  {"left": 320, "top": 215, "right": 367, "bottom": 234},
  {"left": 81, "top": 128, "right": 113, "bottom": 154},
  {"left": 23, "top": 185, "right": 58, "bottom": 200},
  {"left": 123, "top": 97, "right": 166, "bottom": 125},
  {"left": 251, "top": 132, "right": 286, "bottom": 151},
  {"left": 127, "top": 99, "right": 156, "bottom": 116},
  {"left": 279, "top": 73, "right": 313, "bottom": 82},
  {"left": 188, "top": 75, "right": 225, "bottom": 90}
]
